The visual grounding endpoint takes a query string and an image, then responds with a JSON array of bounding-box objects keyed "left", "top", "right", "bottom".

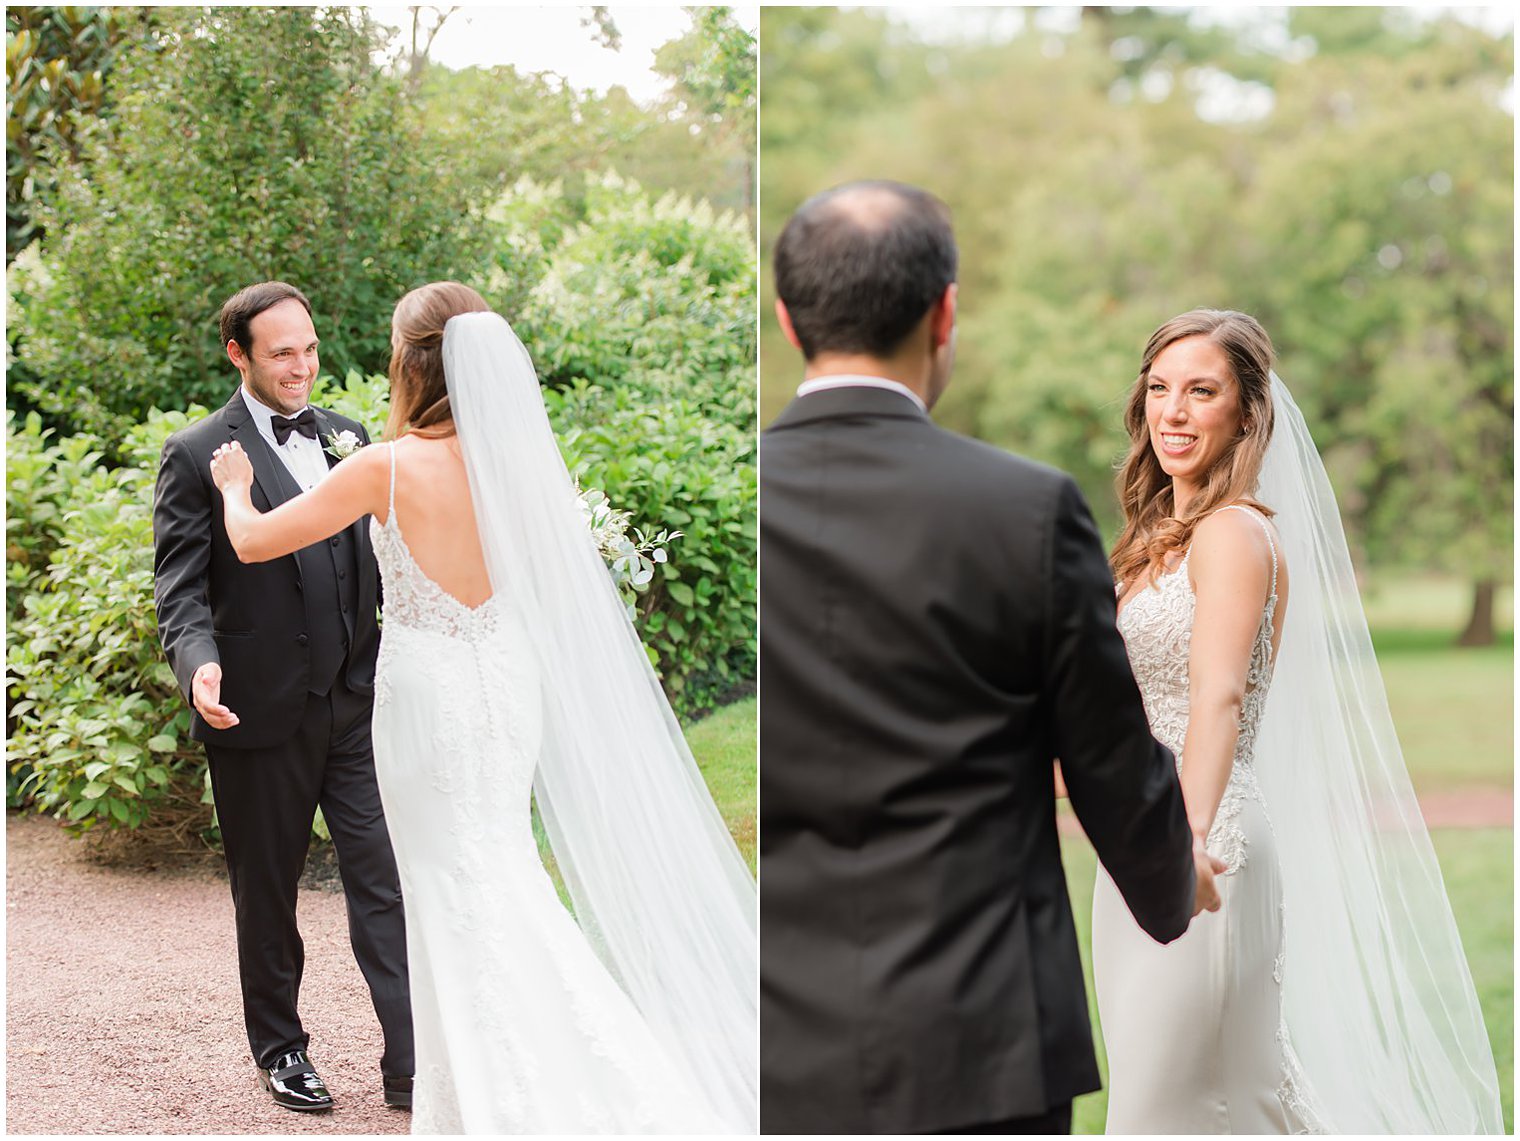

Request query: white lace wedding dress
[
  {"left": 1090, "top": 504, "right": 1324, "bottom": 1134},
  {"left": 368, "top": 443, "right": 725, "bottom": 1134}
]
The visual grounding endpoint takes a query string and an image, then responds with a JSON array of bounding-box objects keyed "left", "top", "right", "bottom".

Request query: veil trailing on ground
[
  {"left": 1253, "top": 373, "right": 1502, "bottom": 1132},
  {"left": 442, "top": 312, "right": 759, "bottom": 1132}
]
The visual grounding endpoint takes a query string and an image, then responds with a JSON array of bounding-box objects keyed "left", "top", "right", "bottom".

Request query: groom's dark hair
[
  {"left": 219, "top": 281, "right": 313, "bottom": 354},
  {"left": 775, "top": 181, "right": 957, "bottom": 359}
]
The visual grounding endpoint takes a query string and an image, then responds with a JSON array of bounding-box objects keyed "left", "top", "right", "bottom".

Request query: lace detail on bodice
[
  {"left": 368, "top": 442, "right": 506, "bottom": 644},
  {"left": 1116, "top": 504, "right": 1279, "bottom": 874}
]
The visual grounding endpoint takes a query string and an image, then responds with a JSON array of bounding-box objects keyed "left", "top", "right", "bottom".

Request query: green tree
[
  {"left": 1242, "top": 28, "right": 1513, "bottom": 642},
  {"left": 10, "top": 6, "right": 487, "bottom": 438},
  {"left": 412, "top": 63, "right": 649, "bottom": 205},
  {"left": 401, "top": 9, "right": 755, "bottom": 222},
  {"left": 4, "top": 5, "right": 137, "bottom": 262},
  {"left": 653, "top": 6, "right": 757, "bottom": 213},
  {"left": 757, "top": 7, "right": 1512, "bottom": 641}
]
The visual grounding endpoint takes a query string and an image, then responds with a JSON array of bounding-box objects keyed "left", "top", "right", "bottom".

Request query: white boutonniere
[{"left": 324, "top": 429, "right": 363, "bottom": 459}]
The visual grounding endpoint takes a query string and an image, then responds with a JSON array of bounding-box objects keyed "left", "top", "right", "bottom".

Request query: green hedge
[
  {"left": 7, "top": 407, "right": 210, "bottom": 829},
  {"left": 550, "top": 380, "right": 756, "bottom": 712}
]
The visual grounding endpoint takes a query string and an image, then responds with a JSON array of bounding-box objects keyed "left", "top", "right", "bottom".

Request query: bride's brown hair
[
  {"left": 384, "top": 281, "right": 493, "bottom": 440},
  {"left": 1110, "top": 308, "right": 1276, "bottom": 589}
]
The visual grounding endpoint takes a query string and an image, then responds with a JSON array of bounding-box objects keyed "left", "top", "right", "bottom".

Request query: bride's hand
[
  {"left": 210, "top": 441, "right": 254, "bottom": 493},
  {"left": 1191, "top": 841, "right": 1227, "bottom": 917}
]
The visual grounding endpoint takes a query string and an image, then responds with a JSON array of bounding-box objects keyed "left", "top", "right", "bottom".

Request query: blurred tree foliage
[
  {"left": 4, "top": 5, "right": 139, "bottom": 262},
  {"left": 10, "top": 6, "right": 487, "bottom": 439},
  {"left": 654, "top": 6, "right": 757, "bottom": 213},
  {"left": 408, "top": 6, "right": 754, "bottom": 218},
  {"left": 760, "top": 6, "right": 1512, "bottom": 642}
]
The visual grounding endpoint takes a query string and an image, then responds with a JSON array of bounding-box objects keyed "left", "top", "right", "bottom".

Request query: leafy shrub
[
  {"left": 492, "top": 173, "right": 756, "bottom": 423},
  {"left": 549, "top": 380, "right": 757, "bottom": 714},
  {"left": 7, "top": 407, "right": 211, "bottom": 829},
  {"left": 5, "top": 410, "right": 104, "bottom": 619}
]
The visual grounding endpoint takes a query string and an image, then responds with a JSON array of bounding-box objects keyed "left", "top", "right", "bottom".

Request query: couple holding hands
[{"left": 759, "top": 181, "right": 1501, "bottom": 1135}]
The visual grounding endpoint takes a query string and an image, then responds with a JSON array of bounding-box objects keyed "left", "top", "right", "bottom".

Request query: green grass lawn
[
  {"left": 1377, "top": 637, "right": 1512, "bottom": 791},
  {"left": 683, "top": 696, "right": 758, "bottom": 871},
  {"left": 1062, "top": 828, "right": 1513, "bottom": 1133},
  {"left": 1361, "top": 573, "right": 1512, "bottom": 791}
]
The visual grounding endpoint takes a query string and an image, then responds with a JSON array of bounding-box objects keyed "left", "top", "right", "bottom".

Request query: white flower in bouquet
[{"left": 575, "top": 480, "right": 682, "bottom": 618}]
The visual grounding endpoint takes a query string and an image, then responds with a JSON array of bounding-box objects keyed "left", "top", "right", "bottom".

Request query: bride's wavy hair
[
  {"left": 385, "top": 281, "right": 493, "bottom": 440},
  {"left": 1111, "top": 308, "right": 1276, "bottom": 588}
]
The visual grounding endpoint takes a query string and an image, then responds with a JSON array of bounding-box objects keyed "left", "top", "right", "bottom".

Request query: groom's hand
[
  {"left": 1191, "top": 841, "right": 1227, "bottom": 917},
  {"left": 192, "top": 662, "right": 240, "bottom": 729}
]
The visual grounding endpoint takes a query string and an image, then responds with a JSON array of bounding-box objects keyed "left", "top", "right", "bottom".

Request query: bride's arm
[
  {"left": 211, "top": 441, "right": 389, "bottom": 563},
  {"left": 1180, "top": 509, "right": 1276, "bottom": 845}
]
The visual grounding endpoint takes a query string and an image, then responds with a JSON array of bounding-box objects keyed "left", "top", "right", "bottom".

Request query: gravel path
[
  {"left": 5, "top": 813, "right": 409, "bottom": 1135},
  {"left": 8, "top": 786, "right": 1510, "bottom": 1134}
]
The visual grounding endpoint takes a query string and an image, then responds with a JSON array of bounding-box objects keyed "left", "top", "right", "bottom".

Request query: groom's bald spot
[
  {"left": 817, "top": 182, "right": 914, "bottom": 231},
  {"left": 775, "top": 180, "right": 957, "bottom": 360}
]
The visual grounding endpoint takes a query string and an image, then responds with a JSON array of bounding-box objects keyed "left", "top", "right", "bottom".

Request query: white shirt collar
[
  {"left": 239, "top": 385, "right": 312, "bottom": 433},
  {"left": 795, "top": 374, "right": 928, "bottom": 415}
]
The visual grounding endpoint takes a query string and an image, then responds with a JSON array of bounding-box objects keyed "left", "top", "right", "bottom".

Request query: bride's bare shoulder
[
  {"left": 392, "top": 431, "right": 463, "bottom": 465},
  {"left": 1189, "top": 505, "right": 1279, "bottom": 589}
]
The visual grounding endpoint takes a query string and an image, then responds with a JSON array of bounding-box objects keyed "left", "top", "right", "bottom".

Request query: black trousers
[
  {"left": 206, "top": 672, "right": 412, "bottom": 1076},
  {"left": 935, "top": 1102, "right": 1073, "bottom": 1134}
]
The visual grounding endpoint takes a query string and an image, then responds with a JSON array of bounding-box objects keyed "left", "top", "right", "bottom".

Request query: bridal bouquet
[{"left": 575, "top": 482, "right": 682, "bottom": 616}]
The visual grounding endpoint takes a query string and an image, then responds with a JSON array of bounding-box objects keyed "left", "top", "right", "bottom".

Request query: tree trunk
[{"left": 1456, "top": 578, "right": 1496, "bottom": 647}]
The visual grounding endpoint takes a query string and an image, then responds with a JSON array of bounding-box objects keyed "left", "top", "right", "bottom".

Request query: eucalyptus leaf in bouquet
[{"left": 575, "top": 480, "right": 682, "bottom": 617}]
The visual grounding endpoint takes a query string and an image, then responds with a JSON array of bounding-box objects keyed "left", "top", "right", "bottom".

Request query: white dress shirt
[
  {"left": 239, "top": 387, "right": 332, "bottom": 492},
  {"left": 795, "top": 373, "right": 928, "bottom": 414}
]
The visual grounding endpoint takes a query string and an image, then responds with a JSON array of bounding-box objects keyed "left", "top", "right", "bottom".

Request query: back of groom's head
[{"left": 774, "top": 181, "right": 957, "bottom": 360}]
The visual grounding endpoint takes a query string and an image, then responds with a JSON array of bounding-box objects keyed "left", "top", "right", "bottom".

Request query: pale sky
[
  {"left": 884, "top": 5, "right": 1513, "bottom": 44},
  {"left": 880, "top": 5, "right": 1513, "bottom": 121},
  {"left": 368, "top": 6, "right": 759, "bottom": 105}
]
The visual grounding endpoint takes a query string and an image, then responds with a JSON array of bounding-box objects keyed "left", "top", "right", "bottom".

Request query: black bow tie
[{"left": 271, "top": 408, "right": 318, "bottom": 445}]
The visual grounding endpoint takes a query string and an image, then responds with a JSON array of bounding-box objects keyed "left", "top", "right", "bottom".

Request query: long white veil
[
  {"left": 1253, "top": 373, "right": 1502, "bottom": 1132},
  {"left": 443, "top": 312, "right": 759, "bottom": 1131}
]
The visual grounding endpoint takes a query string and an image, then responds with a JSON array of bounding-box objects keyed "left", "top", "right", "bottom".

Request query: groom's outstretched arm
[
  {"left": 1042, "top": 477, "right": 1195, "bottom": 944},
  {"left": 153, "top": 433, "right": 219, "bottom": 706}
]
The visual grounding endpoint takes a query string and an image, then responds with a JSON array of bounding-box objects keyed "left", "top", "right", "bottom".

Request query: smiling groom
[{"left": 152, "top": 282, "right": 412, "bottom": 1113}]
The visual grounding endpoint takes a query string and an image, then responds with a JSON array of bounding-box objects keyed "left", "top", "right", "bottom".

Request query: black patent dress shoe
[
  {"left": 383, "top": 1073, "right": 413, "bottom": 1108},
  {"left": 257, "top": 1050, "right": 334, "bottom": 1112}
]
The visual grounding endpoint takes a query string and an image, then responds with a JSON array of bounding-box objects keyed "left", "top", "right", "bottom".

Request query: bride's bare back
[{"left": 381, "top": 433, "right": 493, "bottom": 608}]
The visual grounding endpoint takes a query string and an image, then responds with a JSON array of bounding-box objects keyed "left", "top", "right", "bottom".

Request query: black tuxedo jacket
[
  {"left": 759, "top": 387, "right": 1195, "bottom": 1134},
  {"left": 152, "top": 389, "right": 380, "bottom": 749}
]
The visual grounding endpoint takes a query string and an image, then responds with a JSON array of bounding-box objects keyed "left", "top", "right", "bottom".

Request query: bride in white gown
[
  {"left": 1089, "top": 308, "right": 1501, "bottom": 1134},
  {"left": 210, "top": 282, "right": 757, "bottom": 1133}
]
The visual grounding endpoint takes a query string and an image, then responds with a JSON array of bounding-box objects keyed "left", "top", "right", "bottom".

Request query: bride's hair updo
[
  {"left": 1111, "top": 308, "right": 1276, "bottom": 589},
  {"left": 385, "top": 281, "right": 493, "bottom": 440}
]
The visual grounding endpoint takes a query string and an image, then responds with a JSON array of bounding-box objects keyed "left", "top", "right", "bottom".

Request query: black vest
[{"left": 265, "top": 451, "right": 360, "bottom": 695}]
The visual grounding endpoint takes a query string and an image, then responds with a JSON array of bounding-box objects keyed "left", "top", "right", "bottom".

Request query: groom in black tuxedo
[
  {"left": 760, "top": 182, "right": 1218, "bottom": 1134},
  {"left": 153, "top": 282, "right": 411, "bottom": 1112}
]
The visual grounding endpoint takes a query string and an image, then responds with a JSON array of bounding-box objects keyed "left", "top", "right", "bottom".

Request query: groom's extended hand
[
  {"left": 1191, "top": 841, "right": 1227, "bottom": 917},
  {"left": 192, "top": 662, "right": 240, "bottom": 729}
]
